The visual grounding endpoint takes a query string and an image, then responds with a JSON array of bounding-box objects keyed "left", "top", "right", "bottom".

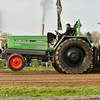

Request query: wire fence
[{"left": 2, "top": 95, "right": 100, "bottom": 99}]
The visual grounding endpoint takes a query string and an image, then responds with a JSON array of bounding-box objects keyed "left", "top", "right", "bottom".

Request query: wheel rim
[
  {"left": 10, "top": 56, "right": 22, "bottom": 68},
  {"left": 64, "top": 47, "right": 86, "bottom": 68}
]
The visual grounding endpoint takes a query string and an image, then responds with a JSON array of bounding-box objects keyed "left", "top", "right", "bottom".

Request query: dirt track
[{"left": 0, "top": 71, "right": 100, "bottom": 87}]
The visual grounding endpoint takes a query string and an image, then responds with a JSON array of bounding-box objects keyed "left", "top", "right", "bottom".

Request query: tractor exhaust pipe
[{"left": 41, "top": 24, "right": 44, "bottom": 36}]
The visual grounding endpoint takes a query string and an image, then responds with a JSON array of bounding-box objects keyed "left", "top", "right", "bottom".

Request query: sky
[{"left": 0, "top": 0, "right": 100, "bottom": 36}]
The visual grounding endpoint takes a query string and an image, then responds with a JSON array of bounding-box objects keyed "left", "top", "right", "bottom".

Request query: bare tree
[{"left": 92, "top": 31, "right": 100, "bottom": 43}]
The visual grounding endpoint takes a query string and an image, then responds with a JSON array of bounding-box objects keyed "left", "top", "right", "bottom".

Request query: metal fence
[{"left": 1, "top": 95, "right": 100, "bottom": 99}]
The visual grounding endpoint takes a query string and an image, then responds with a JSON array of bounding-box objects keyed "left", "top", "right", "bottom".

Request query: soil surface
[{"left": 0, "top": 71, "right": 100, "bottom": 87}]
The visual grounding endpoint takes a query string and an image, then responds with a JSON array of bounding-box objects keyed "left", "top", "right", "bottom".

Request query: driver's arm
[{"left": 62, "top": 29, "right": 68, "bottom": 35}]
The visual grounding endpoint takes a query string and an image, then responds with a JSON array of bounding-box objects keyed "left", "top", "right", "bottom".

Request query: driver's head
[{"left": 66, "top": 24, "right": 71, "bottom": 28}]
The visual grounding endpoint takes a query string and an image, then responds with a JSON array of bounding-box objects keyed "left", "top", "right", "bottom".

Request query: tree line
[{"left": 79, "top": 31, "right": 100, "bottom": 44}]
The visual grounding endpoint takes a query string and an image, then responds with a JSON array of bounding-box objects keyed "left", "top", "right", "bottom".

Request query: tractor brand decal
[
  {"left": 15, "top": 40, "right": 47, "bottom": 42},
  {"left": 15, "top": 40, "right": 30, "bottom": 42},
  {"left": 35, "top": 41, "right": 47, "bottom": 42},
  {"left": 36, "top": 46, "right": 46, "bottom": 49}
]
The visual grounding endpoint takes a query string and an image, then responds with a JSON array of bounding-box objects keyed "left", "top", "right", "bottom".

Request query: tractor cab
[{"left": 48, "top": 19, "right": 82, "bottom": 48}]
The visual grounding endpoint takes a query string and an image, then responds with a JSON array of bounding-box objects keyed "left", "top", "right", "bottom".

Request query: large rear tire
[
  {"left": 55, "top": 38, "right": 93, "bottom": 74},
  {"left": 8, "top": 54, "right": 25, "bottom": 71},
  {"left": 52, "top": 63, "right": 64, "bottom": 73}
]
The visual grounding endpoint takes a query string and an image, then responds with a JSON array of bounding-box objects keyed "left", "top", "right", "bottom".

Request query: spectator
[
  {"left": 2, "top": 44, "right": 4, "bottom": 51},
  {"left": 1, "top": 47, "right": 4, "bottom": 52}
]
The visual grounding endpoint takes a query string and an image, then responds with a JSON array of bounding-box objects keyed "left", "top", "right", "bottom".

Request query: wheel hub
[
  {"left": 64, "top": 46, "right": 86, "bottom": 68},
  {"left": 70, "top": 52, "right": 79, "bottom": 62},
  {"left": 10, "top": 56, "right": 22, "bottom": 68},
  {"left": 15, "top": 61, "right": 18, "bottom": 64},
  {"left": 67, "top": 50, "right": 80, "bottom": 63}
]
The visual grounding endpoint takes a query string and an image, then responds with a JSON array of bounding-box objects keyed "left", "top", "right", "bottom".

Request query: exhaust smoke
[{"left": 40, "top": 0, "right": 53, "bottom": 24}]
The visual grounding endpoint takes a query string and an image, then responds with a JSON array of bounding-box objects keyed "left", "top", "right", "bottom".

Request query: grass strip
[
  {"left": 0, "top": 67, "right": 56, "bottom": 71},
  {"left": 0, "top": 87, "right": 100, "bottom": 97}
]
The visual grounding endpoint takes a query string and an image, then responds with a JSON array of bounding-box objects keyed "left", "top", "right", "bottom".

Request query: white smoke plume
[{"left": 40, "top": 0, "right": 53, "bottom": 24}]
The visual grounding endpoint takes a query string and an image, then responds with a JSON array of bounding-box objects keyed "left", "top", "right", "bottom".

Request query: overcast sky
[{"left": 0, "top": 0, "right": 100, "bottom": 35}]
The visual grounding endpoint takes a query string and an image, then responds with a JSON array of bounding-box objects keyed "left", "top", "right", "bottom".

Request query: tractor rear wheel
[
  {"left": 55, "top": 38, "right": 93, "bottom": 74},
  {"left": 52, "top": 63, "right": 64, "bottom": 73},
  {"left": 8, "top": 54, "right": 25, "bottom": 71}
]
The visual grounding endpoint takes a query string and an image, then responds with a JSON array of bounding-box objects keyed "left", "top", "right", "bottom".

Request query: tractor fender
[{"left": 55, "top": 36, "right": 92, "bottom": 50}]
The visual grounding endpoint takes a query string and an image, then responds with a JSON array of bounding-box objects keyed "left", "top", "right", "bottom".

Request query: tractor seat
[{"left": 71, "top": 21, "right": 78, "bottom": 36}]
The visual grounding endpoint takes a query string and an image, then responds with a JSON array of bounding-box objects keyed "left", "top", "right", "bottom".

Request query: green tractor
[{"left": 2, "top": 19, "right": 97, "bottom": 74}]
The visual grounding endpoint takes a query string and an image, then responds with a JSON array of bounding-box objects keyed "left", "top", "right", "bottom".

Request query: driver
[{"left": 58, "top": 24, "right": 72, "bottom": 39}]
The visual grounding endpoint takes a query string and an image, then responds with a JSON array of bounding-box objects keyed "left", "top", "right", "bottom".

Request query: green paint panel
[
  {"left": 7, "top": 36, "right": 48, "bottom": 50},
  {"left": 7, "top": 36, "right": 15, "bottom": 49}
]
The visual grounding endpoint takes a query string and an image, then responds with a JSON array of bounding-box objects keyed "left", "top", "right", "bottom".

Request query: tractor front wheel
[{"left": 8, "top": 54, "right": 25, "bottom": 71}]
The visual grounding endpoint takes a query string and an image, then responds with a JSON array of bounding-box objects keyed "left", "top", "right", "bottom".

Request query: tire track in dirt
[{"left": 0, "top": 71, "right": 100, "bottom": 87}]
